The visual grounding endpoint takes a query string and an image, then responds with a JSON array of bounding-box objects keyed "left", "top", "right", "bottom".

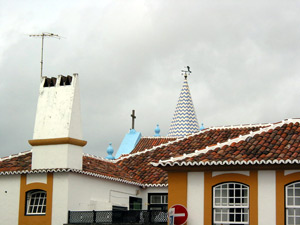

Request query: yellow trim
[
  {"left": 19, "top": 173, "right": 53, "bottom": 225},
  {"left": 276, "top": 170, "right": 300, "bottom": 225},
  {"left": 168, "top": 172, "right": 187, "bottom": 224},
  {"left": 204, "top": 171, "right": 258, "bottom": 225},
  {"left": 28, "top": 137, "right": 87, "bottom": 147}
]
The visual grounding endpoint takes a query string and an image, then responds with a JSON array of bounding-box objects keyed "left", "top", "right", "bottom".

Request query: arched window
[
  {"left": 213, "top": 182, "right": 249, "bottom": 225},
  {"left": 286, "top": 181, "right": 300, "bottom": 225},
  {"left": 26, "top": 190, "right": 47, "bottom": 215}
]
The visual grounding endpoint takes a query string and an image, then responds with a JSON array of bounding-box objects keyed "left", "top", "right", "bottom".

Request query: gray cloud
[{"left": 1, "top": 0, "right": 300, "bottom": 157}]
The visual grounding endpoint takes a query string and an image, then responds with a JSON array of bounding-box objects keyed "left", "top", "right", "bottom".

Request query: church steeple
[{"left": 168, "top": 67, "right": 200, "bottom": 137}]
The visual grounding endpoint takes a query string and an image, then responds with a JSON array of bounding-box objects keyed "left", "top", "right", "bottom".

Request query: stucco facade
[
  {"left": 2, "top": 73, "right": 300, "bottom": 225},
  {"left": 165, "top": 168, "right": 300, "bottom": 225}
]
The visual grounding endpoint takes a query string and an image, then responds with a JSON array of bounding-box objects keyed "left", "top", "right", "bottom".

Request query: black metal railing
[{"left": 68, "top": 210, "right": 167, "bottom": 224}]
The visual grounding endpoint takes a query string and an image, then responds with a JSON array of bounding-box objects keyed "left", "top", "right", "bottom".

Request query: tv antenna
[
  {"left": 181, "top": 66, "right": 192, "bottom": 79},
  {"left": 29, "top": 32, "right": 61, "bottom": 79}
]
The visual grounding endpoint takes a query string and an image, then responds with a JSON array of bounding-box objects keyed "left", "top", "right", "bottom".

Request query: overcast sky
[{"left": 1, "top": 0, "right": 300, "bottom": 158}]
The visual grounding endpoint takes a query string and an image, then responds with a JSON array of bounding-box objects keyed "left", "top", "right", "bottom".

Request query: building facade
[
  {"left": 155, "top": 120, "right": 300, "bottom": 225},
  {"left": 1, "top": 72, "right": 300, "bottom": 225}
]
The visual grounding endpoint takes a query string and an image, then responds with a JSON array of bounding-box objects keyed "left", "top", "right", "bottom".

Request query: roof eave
[
  {"left": 0, "top": 168, "right": 145, "bottom": 187},
  {"left": 156, "top": 161, "right": 300, "bottom": 172}
]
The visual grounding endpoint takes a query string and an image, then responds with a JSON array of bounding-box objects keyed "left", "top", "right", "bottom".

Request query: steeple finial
[
  {"left": 154, "top": 124, "right": 161, "bottom": 137},
  {"left": 105, "top": 143, "right": 115, "bottom": 160},
  {"left": 168, "top": 69, "right": 199, "bottom": 137},
  {"left": 181, "top": 66, "right": 192, "bottom": 79},
  {"left": 200, "top": 123, "right": 205, "bottom": 131}
]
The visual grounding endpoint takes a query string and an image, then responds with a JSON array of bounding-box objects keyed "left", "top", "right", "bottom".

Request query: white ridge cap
[
  {"left": 211, "top": 122, "right": 269, "bottom": 130},
  {"left": 83, "top": 153, "right": 117, "bottom": 163},
  {"left": 0, "top": 150, "right": 32, "bottom": 162},
  {"left": 139, "top": 136, "right": 176, "bottom": 139}
]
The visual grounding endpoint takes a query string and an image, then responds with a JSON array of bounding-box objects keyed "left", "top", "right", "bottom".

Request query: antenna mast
[{"left": 29, "top": 32, "right": 61, "bottom": 79}]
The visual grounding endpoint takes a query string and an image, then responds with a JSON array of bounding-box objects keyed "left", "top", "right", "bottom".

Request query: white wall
[
  {"left": 285, "top": 170, "right": 300, "bottom": 175},
  {"left": 52, "top": 173, "right": 70, "bottom": 225},
  {"left": 26, "top": 173, "right": 47, "bottom": 184},
  {"left": 50, "top": 172, "right": 169, "bottom": 224},
  {"left": 212, "top": 170, "right": 249, "bottom": 177},
  {"left": 0, "top": 175, "right": 21, "bottom": 225},
  {"left": 187, "top": 172, "right": 204, "bottom": 225},
  {"left": 258, "top": 170, "right": 276, "bottom": 225},
  {"left": 32, "top": 144, "right": 82, "bottom": 170},
  {"left": 67, "top": 173, "right": 142, "bottom": 211}
]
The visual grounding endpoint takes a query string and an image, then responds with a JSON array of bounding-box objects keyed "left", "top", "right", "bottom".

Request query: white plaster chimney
[{"left": 29, "top": 74, "right": 86, "bottom": 170}]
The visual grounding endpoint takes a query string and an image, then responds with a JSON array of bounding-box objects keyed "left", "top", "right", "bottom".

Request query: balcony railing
[{"left": 68, "top": 210, "right": 168, "bottom": 224}]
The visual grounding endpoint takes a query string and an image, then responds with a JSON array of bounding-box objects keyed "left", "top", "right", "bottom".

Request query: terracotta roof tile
[
  {"left": 130, "top": 137, "right": 176, "bottom": 154},
  {"left": 0, "top": 124, "right": 271, "bottom": 186},
  {"left": 157, "top": 120, "right": 300, "bottom": 167},
  {"left": 114, "top": 125, "right": 264, "bottom": 185},
  {"left": 0, "top": 152, "right": 31, "bottom": 172},
  {"left": 82, "top": 156, "right": 140, "bottom": 182}
]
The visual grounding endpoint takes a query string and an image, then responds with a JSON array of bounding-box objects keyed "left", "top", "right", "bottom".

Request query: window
[
  {"left": 26, "top": 190, "right": 47, "bottom": 215},
  {"left": 150, "top": 195, "right": 168, "bottom": 204},
  {"left": 148, "top": 193, "right": 168, "bottom": 211},
  {"left": 213, "top": 182, "right": 249, "bottom": 225},
  {"left": 286, "top": 181, "right": 300, "bottom": 225},
  {"left": 129, "top": 197, "right": 142, "bottom": 210}
]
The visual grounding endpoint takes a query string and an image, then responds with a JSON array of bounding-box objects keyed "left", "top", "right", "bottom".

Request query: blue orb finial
[
  {"left": 105, "top": 143, "right": 115, "bottom": 160},
  {"left": 200, "top": 123, "right": 205, "bottom": 131},
  {"left": 154, "top": 124, "right": 161, "bottom": 137}
]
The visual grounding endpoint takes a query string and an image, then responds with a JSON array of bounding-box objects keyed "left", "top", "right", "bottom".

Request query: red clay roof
[
  {"left": 114, "top": 125, "right": 265, "bottom": 185},
  {"left": 0, "top": 152, "right": 31, "bottom": 172},
  {"left": 130, "top": 137, "right": 176, "bottom": 154},
  {"left": 82, "top": 155, "right": 140, "bottom": 182},
  {"left": 0, "top": 152, "right": 142, "bottom": 183},
  {"left": 156, "top": 120, "right": 300, "bottom": 167},
  {"left": 0, "top": 123, "right": 281, "bottom": 186}
]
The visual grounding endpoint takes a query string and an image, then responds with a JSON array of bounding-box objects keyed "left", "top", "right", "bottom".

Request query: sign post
[
  {"left": 168, "top": 204, "right": 188, "bottom": 225},
  {"left": 169, "top": 208, "right": 175, "bottom": 225}
]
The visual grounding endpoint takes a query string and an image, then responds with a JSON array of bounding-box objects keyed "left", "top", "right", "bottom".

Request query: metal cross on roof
[
  {"left": 131, "top": 110, "right": 136, "bottom": 130},
  {"left": 181, "top": 66, "right": 192, "bottom": 79}
]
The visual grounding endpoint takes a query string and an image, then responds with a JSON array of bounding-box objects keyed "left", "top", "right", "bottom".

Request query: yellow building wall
[{"left": 18, "top": 173, "right": 53, "bottom": 225}]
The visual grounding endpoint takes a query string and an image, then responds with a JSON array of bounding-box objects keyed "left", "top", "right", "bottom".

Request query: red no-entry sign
[{"left": 168, "top": 204, "right": 188, "bottom": 225}]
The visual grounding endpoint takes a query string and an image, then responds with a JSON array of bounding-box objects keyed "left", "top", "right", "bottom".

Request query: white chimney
[{"left": 29, "top": 74, "right": 86, "bottom": 170}]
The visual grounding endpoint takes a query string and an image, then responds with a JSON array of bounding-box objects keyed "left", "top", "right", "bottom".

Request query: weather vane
[
  {"left": 29, "top": 32, "right": 61, "bottom": 79},
  {"left": 181, "top": 66, "right": 192, "bottom": 79}
]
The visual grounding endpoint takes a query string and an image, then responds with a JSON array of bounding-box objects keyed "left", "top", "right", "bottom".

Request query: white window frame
[
  {"left": 150, "top": 194, "right": 168, "bottom": 204},
  {"left": 213, "top": 182, "right": 249, "bottom": 225},
  {"left": 286, "top": 181, "right": 300, "bottom": 225},
  {"left": 26, "top": 190, "right": 47, "bottom": 215}
]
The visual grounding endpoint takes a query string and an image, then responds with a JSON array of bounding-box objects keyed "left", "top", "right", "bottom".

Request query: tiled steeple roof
[{"left": 168, "top": 77, "right": 199, "bottom": 137}]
